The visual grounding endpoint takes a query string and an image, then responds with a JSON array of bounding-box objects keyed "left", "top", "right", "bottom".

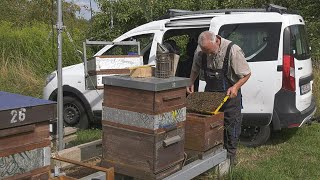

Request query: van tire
[
  {"left": 239, "top": 125, "right": 271, "bottom": 147},
  {"left": 63, "top": 96, "right": 90, "bottom": 129}
]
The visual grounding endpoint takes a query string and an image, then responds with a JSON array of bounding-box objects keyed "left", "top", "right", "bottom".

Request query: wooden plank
[
  {"left": 102, "top": 159, "right": 182, "bottom": 180},
  {"left": 88, "top": 69, "right": 130, "bottom": 76},
  {"left": 0, "top": 122, "right": 50, "bottom": 157},
  {"left": 3, "top": 165, "right": 50, "bottom": 180},
  {"left": 0, "top": 124, "right": 35, "bottom": 138},
  {"left": 0, "top": 140, "right": 50, "bottom": 158},
  {"left": 0, "top": 104, "right": 55, "bottom": 130},
  {"left": 52, "top": 155, "right": 114, "bottom": 178}
]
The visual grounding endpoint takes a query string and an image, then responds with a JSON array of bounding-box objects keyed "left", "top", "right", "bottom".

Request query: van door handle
[{"left": 277, "top": 65, "right": 282, "bottom": 72}]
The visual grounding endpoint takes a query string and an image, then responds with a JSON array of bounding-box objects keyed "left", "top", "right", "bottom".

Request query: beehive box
[
  {"left": 101, "top": 122, "right": 185, "bottom": 180},
  {"left": 185, "top": 113, "right": 224, "bottom": 152},
  {"left": 86, "top": 55, "right": 143, "bottom": 89},
  {"left": 103, "top": 76, "right": 188, "bottom": 115},
  {"left": 0, "top": 91, "right": 56, "bottom": 179},
  {"left": 102, "top": 76, "right": 189, "bottom": 179}
]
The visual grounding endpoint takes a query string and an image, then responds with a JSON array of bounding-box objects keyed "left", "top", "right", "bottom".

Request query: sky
[{"left": 65, "top": 0, "right": 100, "bottom": 20}]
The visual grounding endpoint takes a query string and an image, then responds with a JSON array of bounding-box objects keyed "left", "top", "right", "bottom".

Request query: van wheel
[
  {"left": 63, "top": 96, "right": 89, "bottom": 129},
  {"left": 239, "top": 125, "right": 270, "bottom": 147}
]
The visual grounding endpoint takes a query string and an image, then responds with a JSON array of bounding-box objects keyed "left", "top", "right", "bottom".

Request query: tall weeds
[{"left": 0, "top": 21, "right": 84, "bottom": 97}]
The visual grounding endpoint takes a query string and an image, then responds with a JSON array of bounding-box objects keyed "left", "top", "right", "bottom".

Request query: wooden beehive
[
  {"left": 104, "top": 85, "right": 186, "bottom": 115},
  {"left": 101, "top": 76, "right": 190, "bottom": 179},
  {"left": 101, "top": 122, "right": 185, "bottom": 180},
  {"left": 0, "top": 91, "right": 56, "bottom": 179},
  {"left": 185, "top": 113, "right": 224, "bottom": 152},
  {"left": 86, "top": 55, "right": 143, "bottom": 89}
]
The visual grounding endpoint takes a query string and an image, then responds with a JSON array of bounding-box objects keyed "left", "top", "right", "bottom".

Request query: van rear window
[
  {"left": 219, "top": 23, "right": 282, "bottom": 62},
  {"left": 289, "top": 25, "right": 311, "bottom": 60}
]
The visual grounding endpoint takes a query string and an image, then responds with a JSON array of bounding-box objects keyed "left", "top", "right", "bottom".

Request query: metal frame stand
[
  {"left": 82, "top": 149, "right": 227, "bottom": 180},
  {"left": 164, "top": 149, "right": 227, "bottom": 180}
]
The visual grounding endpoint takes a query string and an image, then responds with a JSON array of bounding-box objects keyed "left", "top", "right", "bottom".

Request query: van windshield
[{"left": 290, "top": 25, "right": 311, "bottom": 60}]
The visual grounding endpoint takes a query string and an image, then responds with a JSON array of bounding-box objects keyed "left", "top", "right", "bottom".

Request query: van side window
[
  {"left": 290, "top": 25, "right": 311, "bottom": 60},
  {"left": 103, "top": 34, "right": 154, "bottom": 61},
  {"left": 219, "top": 23, "right": 282, "bottom": 62}
]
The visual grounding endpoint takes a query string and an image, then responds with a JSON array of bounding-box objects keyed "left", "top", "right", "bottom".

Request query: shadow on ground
[{"left": 266, "top": 127, "right": 299, "bottom": 145}]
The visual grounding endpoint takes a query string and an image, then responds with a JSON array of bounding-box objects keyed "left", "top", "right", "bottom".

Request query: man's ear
[{"left": 215, "top": 36, "right": 219, "bottom": 43}]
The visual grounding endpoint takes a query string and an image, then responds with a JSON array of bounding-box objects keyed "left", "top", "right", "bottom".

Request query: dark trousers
[{"left": 221, "top": 92, "right": 242, "bottom": 160}]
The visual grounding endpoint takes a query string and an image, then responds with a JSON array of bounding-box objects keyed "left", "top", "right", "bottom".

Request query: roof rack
[{"left": 158, "top": 4, "right": 294, "bottom": 20}]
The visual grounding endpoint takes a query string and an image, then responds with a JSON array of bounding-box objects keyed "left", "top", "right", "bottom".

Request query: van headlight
[{"left": 45, "top": 72, "right": 56, "bottom": 85}]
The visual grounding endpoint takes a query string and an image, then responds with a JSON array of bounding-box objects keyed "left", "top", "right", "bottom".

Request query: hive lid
[
  {"left": 102, "top": 75, "right": 190, "bottom": 91},
  {"left": 0, "top": 91, "right": 56, "bottom": 129}
]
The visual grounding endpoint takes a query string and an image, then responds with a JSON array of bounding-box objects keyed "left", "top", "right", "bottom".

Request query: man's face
[{"left": 200, "top": 39, "right": 219, "bottom": 55}]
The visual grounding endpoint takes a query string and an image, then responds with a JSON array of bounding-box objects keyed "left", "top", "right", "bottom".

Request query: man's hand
[
  {"left": 227, "top": 73, "right": 251, "bottom": 98},
  {"left": 186, "top": 84, "right": 194, "bottom": 94},
  {"left": 227, "top": 85, "right": 239, "bottom": 98}
]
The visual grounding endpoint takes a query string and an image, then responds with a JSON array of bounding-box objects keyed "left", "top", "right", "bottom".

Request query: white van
[{"left": 43, "top": 4, "right": 316, "bottom": 146}]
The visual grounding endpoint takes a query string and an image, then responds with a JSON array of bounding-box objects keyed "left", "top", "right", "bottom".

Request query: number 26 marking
[{"left": 10, "top": 108, "right": 26, "bottom": 123}]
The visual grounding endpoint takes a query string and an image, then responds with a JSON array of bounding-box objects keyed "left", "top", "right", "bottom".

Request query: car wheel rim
[
  {"left": 64, "top": 103, "right": 80, "bottom": 125},
  {"left": 241, "top": 126, "right": 260, "bottom": 142}
]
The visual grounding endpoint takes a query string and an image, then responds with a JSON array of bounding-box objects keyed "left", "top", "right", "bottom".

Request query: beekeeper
[{"left": 187, "top": 30, "right": 251, "bottom": 166}]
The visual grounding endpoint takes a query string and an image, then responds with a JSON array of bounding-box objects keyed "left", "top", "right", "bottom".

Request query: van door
[
  {"left": 207, "top": 15, "right": 283, "bottom": 126},
  {"left": 274, "top": 23, "right": 316, "bottom": 128},
  {"left": 286, "top": 25, "right": 313, "bottom": 111}
]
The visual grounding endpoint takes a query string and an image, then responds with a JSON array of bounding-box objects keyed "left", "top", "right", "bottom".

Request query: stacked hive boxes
[
  {"left": 185, "top": 92, "right": 225, "bottom": 153},
  {"left": 185, "top": 113, "right": 224, "bottom": 152},
  {"left": 101, "top": 76, "right": 189, "bottom": 180},
  {"left": 0, "top": 91, "right": 56, "bottom": 179}
]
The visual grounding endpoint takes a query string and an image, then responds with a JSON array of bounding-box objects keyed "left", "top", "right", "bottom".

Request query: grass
[
  {"left": 68, "top": 129, "right": 102, "bottom": 147},
  {"left": 196, "top": 122, "right": 320, "bottom": 180},
  {"left": 0, "top": 21, "right": 84, "bottom": 98},
  {"left": 230, "top": 122, "right": 320, "bottom": 179},
  {"left": 0, "top": 59, "right": 44, "bottom": 97}
]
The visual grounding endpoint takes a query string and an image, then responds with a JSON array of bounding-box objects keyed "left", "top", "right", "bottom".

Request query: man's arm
[
  {"left": 187, "top": 47, "right": 202, "bottom": 94},
  {"left": 187, "top": 70, "right": 200, "bottom": 94},
  {"left": 227, "top": 73, "right": 251, "bottom": 98}
]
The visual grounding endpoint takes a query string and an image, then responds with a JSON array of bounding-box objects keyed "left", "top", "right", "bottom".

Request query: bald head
[
  {"left": 197, "top": 31, "right": 219, "bottom": 54},
  {"left": 198, "top": 31, "right": 216, "bottom": 47}
]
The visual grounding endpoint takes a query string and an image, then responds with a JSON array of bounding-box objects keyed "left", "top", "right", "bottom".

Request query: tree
[
  {"left": 0, "top": 0, "right": 82, "bottom": 27},
  {"left": 91, "top": 0, "right": 320, "bottom": 55}
]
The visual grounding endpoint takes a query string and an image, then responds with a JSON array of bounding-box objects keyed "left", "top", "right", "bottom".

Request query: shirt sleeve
[
  {"left": 191, "top": 46, "right": 202, "bottom": 75},
  {"left": 230, "top": 45, "right": 251, "bottom": 78}
]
